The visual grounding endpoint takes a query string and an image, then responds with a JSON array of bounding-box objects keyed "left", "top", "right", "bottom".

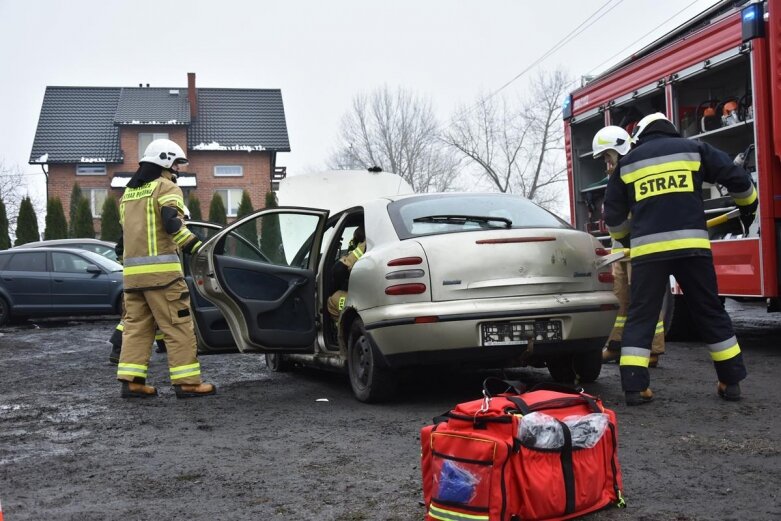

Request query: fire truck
[{"left": 563, "top": 0, "right": 781, "bottom": 335}]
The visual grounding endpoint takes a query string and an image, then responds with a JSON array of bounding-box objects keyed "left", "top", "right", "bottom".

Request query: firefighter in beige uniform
[
  {"left": 591, "top": 126, "right": 665, "bottom": 367},
  {"left": 116, "top": 139, "right": 215, "bottom": 399},
  {"left": 327, "top": 227, "right": 366, "bottom": 321}
]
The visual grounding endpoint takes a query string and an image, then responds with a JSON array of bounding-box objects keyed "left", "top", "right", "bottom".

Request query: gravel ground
[{"left": 0, "top": 299, "right": 779, "bottom": 521}]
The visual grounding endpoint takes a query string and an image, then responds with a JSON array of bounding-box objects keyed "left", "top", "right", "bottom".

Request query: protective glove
[{"left": 739, "top": 208, "right": 756, "bottom": 233}]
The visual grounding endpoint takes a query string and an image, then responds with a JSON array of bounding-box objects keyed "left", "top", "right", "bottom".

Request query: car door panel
[
  {"left": 3, "top": 252, "right": 51, "bottom": 312},
  {"left": 183, "top": 221, "right": 239, "bottom": 354},
  {"left": 50, "top": 252, "right": 112, "bottom": 311},
  {"left": 191, "top": 208, "right": 329, "bottom": 353}
]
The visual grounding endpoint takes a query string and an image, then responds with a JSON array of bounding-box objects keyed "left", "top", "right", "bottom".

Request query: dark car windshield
[{"left": 388, "top": 194, "right": 570, "bottom": 239}]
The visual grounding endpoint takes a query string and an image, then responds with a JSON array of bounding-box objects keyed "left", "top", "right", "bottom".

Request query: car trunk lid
[{"left": 421, "top": 229, "right": 598, "bottom": 302}]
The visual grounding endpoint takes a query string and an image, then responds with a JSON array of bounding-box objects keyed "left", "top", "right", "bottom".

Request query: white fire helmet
[
  {"left": 592, "top": 126, "right": 632, "bottom": 158},
  {"left": 631, "top": 112, "right": 671, "bottom": 142},
  {"left": 140, "top": 139, "right": 188, "bottom": 170}
]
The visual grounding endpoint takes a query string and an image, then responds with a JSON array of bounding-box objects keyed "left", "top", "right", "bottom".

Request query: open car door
[
  {"left": 190, "top": 207, "right": 329, "bottom": 353},
  {"left": 183, "top": 221, "right": 237, "bottom": 354}
]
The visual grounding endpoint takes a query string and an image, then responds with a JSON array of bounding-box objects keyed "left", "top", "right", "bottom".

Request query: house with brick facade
[{"left": 29, "top": 73, "right": 289, "bottom": 234}]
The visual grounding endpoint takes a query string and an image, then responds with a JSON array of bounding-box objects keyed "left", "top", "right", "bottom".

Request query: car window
[
  {"left": 80, "top": 243, "right": 116, "bottom": 260},
  {"left": 388, "top": 195, "right": 570, "bottom": 240},
  {"left": 217, "top": 213, "right": 320, "bottom": 268},
  {"left": 52, "top": 252, "right": 92, "bottom": 273},
  {"left": 7, "top": 252, "right": 47, "bottom": 272}
]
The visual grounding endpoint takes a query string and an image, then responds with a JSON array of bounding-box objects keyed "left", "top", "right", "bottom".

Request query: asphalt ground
[{"left": 0, "top": 299, "right": 779, "bottom": 520}]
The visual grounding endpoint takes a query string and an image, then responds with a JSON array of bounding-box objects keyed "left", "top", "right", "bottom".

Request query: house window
[
  {"left": 86, "top": 188, "right": 108, "bottom": 218},
  {"left": 215, "top": 189, "right": 243, "bottom": 217},
  {"left": 138, "top": 132, "right": 169, "bottom": 160},
  {"left": 214, "top": 165, "right": 243, "bottom": 177},
  {"left": 77, "top": 164, "right": 107, "bottom": 176}
]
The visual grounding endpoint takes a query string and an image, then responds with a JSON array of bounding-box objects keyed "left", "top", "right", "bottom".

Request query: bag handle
[{"left": 482, "top": 377, "right": 525, "bottom": 398}]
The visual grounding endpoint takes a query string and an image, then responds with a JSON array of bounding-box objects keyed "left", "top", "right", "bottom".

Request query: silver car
[{"left": 188, "top": 193, "right": 619, "bottom": 402}]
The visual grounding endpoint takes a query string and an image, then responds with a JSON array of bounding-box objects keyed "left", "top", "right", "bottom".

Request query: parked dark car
[
  {"left": 17, "top": 238, "right": 119, "bottom": 262},
  {"left": 0, "top": 247, "right": 124, "bottom": 326}
]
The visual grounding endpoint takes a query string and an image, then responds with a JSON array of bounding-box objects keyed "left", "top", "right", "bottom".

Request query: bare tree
[
  {"left": 443, "top": 69, "right": 570, "bottom": 208},
  {"left": 0, "top": 158, "right": 28, "bottom": 228},
  {"left": 328, "top": 86, "right": 462, "bottom": 193}
]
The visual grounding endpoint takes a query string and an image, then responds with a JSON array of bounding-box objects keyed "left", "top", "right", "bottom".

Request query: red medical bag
[{"left": 421, "top": 380, "right": 625, "bottom": 521}]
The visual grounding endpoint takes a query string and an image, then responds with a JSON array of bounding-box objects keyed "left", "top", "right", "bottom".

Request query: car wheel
[
  {"left": 347, "top": 318, "right": 396, "bottom": 403},
  {"left": 546, "top": 355, "right": 576, "bottom": 384},
  {"left": 573, "top": 349, "right": 602, "bottom": 383},
  {"left": 0, "top": 297, "right": 8, "bottom": 327},
  {"left": 265, "top": 353, "right": 292, "bottom": 372}
]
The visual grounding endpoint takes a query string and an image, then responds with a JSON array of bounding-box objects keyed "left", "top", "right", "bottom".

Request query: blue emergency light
[
  {"left": 562, "top": 94, "right": 573, "bottom": 120},
  {"left": 741, "top": 2, "right": 764, "bottom": 42}
]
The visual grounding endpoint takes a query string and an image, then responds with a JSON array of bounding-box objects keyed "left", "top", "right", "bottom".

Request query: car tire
[
  {"left": 546, "top": 355, "right": 576, "bottom": 384},
  {"left": 265, "top": 353, "right": 292, "bottom": 372},
  {"left": 347, "top": 318, "right": 396, "bottom": 403},
  {"left": 0, "top": 296, "right": 8, "bottom": 327},
  {"left": 573, "top": 349, "right": 602, "bottom": 383}
]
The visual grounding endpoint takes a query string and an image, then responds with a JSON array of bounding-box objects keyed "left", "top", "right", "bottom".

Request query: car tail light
[
  {"left": 385, "top": 269, "right": 425, "bottom": 280},
  {"left": 385, "top": 283, "right": 427, "bottom": 295},
  {"left": 414, "top": 316, "right": 439, "bottom": 324},
  {"left": 387, "top": 256, "right": 422, "bottom": 266},
  {"left": 598, "top": 272, "right": 614, "bottom": 283},
  {"left": 595, "top": 247, "right": 609, "bottom": 256},
  {"left": 600, "top": 303, "right": 619, "bottom": 311}
]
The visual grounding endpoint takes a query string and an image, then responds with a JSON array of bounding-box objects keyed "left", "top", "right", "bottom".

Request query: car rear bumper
[{"left": 360, "top": 291, "right": 617, "bottom": 367}]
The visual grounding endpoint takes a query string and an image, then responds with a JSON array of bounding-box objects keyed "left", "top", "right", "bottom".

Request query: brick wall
[{"left": 47, "top": 126, "right": 273, "bottom": 234}]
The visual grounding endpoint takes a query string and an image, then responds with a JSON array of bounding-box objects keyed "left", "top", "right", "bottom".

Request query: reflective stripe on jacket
[
  {"left": 120, "top": 172, "right": 189, "bottom": 289},
  {"left": 604, "top": 134, "right": 756, "bottom": 264}
]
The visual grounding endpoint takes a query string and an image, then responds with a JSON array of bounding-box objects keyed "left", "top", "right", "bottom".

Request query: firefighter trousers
[
  {"left": 116, "top": 279, "right": 203, "bottom": 386},
  {"left": 619, "top": 254, "right": 747, "bottom": 392},
  {"left": 605, "top": 260, "right": 665, "bottom": 355}
]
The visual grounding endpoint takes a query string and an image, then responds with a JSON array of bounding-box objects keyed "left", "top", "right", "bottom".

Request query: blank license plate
[{"left": 481, "top": 320, "right": 562, "bottom": 346}]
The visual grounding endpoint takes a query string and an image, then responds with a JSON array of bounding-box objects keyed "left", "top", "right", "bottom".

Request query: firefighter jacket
[
  {"left": 604, "top": 132, "right": 757, "bottom": 264},
  {"left": 119, "top": 170, "right": 202, "bottom": 290}
]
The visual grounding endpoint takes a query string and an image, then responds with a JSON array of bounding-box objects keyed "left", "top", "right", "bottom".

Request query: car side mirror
[{"left": 86, "top": 264, "right": 103, "bottom": 274}]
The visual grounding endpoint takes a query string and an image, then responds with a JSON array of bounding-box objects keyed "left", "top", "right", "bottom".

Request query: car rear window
[
  {"left": 387, "top": 194, "right": 569, "bottom": 239},
  {"left": 6, "top": 252, "right": 47, "bottom": 272}
]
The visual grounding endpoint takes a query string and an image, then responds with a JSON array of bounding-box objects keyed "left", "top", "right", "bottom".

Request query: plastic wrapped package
[
  {"left": 436, "top": 460, "right": 478, "bottom": 503},
  {"left": 518, "top": 412, "right": 609, "bottom": 449}
]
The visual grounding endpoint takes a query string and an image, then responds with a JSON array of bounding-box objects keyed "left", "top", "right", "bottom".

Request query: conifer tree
[
  {"left": 236, "top": 190, "right": 254, "bottom": 219},
  {"left": 0, "top": 197, "right": 10, "bottom": 250},
  {"left": 44, "top": 197, "right": 68, "bottom": 240},
  {"left": 72, "top": 198, "right": 95, "bottom": 238},
  {"left": 68, "top": 183, "right": 83, "bottom": 237},
  {"left": 100, "top": 196, "right": 122, "bottom": 242},
  {"left": 14, "top": 196, "right": 40, "bottom": 246},
  {"left": 260, "top": 191, "right": 284, "bottom": 264},
  {"left": 187, "top": 194, "right": 202, "bottom": 221},
  {"left": 208, "top": 193, "right": 227, "bottom": 226}
]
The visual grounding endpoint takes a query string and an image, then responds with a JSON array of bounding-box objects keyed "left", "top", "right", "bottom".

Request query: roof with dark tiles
[
  {"left": 114, "top": 87, "right": 191, "bottom": 125},
  {"left": 30, "top": 87, "right": 123, "bottom": 164},
  {"left": 30, "top": 84, "right": 290, "bottom": 164},
  {"left": 188, "top": 89, "right": 290, "bottom": 152}
]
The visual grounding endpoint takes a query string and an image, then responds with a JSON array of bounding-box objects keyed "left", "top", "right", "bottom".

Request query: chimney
[{"left": 188, "top": 72, "right": 197, "bottom": 119}]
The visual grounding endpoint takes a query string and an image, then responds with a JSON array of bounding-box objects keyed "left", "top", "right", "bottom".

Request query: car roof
[{"left": 14, "top": 238, "right": 116, "bottom": 248}]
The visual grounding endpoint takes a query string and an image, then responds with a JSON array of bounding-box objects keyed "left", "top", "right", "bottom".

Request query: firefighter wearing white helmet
[
  {"left": 592, "top": 126, "right": 667, "bottom": 368},
  {"left": 115, "top": 138, "right": 216, "bottom": 399},
  {"left": 604, "top": 112, "right": 756, "bottom": 405}
]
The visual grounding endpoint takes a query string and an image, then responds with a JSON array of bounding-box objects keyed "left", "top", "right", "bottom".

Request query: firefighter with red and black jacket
[
  {"left": 116, "top": 138, "right": 215, "bottom": 399},
  {"left": 604, "top": 113, "right": 757, "bottom": 406}
]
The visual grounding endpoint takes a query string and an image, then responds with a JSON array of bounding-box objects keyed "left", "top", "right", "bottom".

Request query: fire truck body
[{"left": 564, "top": 0, "right": 781, "bottom": 317}]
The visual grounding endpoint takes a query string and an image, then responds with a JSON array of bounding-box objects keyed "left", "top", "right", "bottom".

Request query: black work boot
[
  {"left": 155, "top": 339, "right": 167, "bottom": 354},
  {"left": 717, "top": 382, "right": 741, "bottom": 401},
  {"left": 625, "top": 388, "right": 654, "bottom": 406},
  {"left": 109, "top": 343, "right": 121, "bottom": 365}
]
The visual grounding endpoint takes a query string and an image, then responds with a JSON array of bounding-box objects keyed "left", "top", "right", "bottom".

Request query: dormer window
[{"left": 138, "top": 132, "right": 169, "bottom": 160}]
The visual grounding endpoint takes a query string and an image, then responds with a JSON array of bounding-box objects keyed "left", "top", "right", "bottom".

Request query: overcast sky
[{"left": 0, "top": 0, "right": 721, "bottom": 207}]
